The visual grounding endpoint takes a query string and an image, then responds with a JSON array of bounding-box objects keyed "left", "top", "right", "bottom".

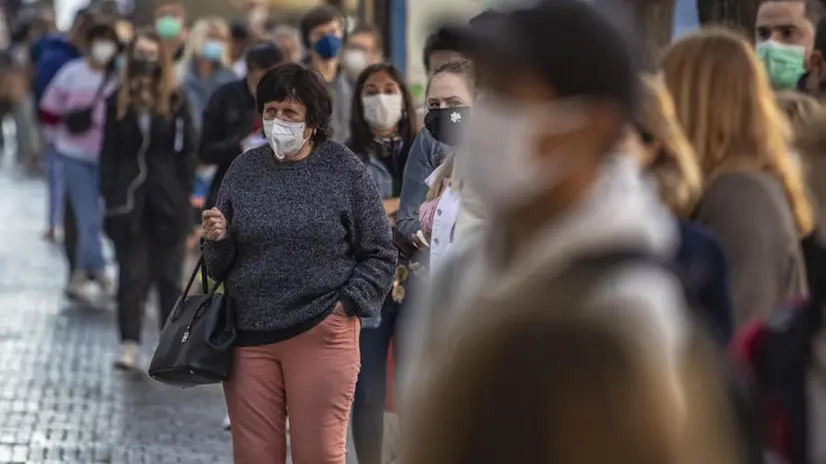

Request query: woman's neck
[
  {"left": 312, "top": 56, "right": 338, "bottom": 82},
  {"left": 197, "top": 59, "right": 214, "bottom": 78}
]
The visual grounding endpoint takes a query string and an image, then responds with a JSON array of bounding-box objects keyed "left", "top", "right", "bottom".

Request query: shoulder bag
[
  {"left": 63, "top": 69, "right": 111, "bottom": 135},
  {"left": 149, "top": 256, "right": 235, "bottom": 387}
]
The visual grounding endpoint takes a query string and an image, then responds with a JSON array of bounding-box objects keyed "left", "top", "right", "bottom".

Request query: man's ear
[{"left": 809, "top": 49, "right": 824, "bottom": 72}]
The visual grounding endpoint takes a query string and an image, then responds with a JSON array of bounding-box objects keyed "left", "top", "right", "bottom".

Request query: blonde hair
[
  {"left": 402, "top": 284, "right": 742, "bottom": 464},
  {"left": 662, "top": 28, "right": 815, "bottom": 236},
  {"left": 182, "top": 17, "right": 232, "bottom": 68},
  {"left": 637, "top": 74, "right": 703, "bottom": 218},
  {"left": 117, "top": 30, "right": 178, "bottom": 120}
]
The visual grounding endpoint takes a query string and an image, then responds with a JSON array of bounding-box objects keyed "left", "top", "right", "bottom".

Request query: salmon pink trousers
[{"left": 223, "top": 313, "right": 361, "bottom": 464}]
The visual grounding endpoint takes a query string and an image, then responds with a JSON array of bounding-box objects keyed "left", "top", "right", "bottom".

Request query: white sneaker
[
  {"left": 222, "top": 415, "right": 231, "bottom": 430},
  {"left": 95, "top": 271, "right": 116, "bottom": 298},
  {"left": 65, "top": 271, "right": 89, "bottom": 301},
  {"left": 114, "top": 341, "right": 139, "bottom": 370}
]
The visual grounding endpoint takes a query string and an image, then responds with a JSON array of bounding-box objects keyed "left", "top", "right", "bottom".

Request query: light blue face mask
[{"left": 201, "top": 40, "right": 225, "bottom": 62}]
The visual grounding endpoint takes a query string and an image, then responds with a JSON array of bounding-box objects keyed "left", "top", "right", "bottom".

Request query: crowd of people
[{"left": 6, "top": 0, "right": 826, "bottom": 462}]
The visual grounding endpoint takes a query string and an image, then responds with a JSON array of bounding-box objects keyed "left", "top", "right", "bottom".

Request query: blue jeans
[
  {"left": 45, "top": 145, "right": 64, "bottom": 230},
  {"left": 61, "top": 155, "right": 105, "bottom": 272},
  {"left": 352, "top": 299, "right": 401, "bottom": 464}
]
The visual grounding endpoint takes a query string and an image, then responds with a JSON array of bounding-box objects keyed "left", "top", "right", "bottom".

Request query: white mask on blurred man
[
  {"left": 362, "top": 93, "right": 403, "bottom": 131},
  {"left": 343, "top": 49, "right": 368, "bottom": 75},
  {"left": 463, "top": 95, "right": 588, "bottom": 213}
]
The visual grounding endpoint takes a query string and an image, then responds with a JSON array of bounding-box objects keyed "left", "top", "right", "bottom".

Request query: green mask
[
  {"left": 156, "top": 16, "right": 182, "bottom": 40},
  {"left": 757, "top": 40, "right": 807, "bottom": 89}
]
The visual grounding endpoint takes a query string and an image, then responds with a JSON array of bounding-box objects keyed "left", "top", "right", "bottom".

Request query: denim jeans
[
  {"left": 61, "top": 155, "right": 105, "bottom": 272},
  {"left": 45, "top": 144, "right": 64, "bottom": 230},
  {"left": 352, "top": 299, "right": 401, "bottom": 464}
]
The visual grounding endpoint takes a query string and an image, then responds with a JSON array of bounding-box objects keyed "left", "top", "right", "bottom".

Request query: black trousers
[{"left": 113, "top": 232, "right": 185, "bottom": 342}]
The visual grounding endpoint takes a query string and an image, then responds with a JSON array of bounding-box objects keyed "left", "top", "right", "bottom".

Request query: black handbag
[
  {"left": 63, "top": 69, "right": 111, "bottom": 135},
  {"left": 149, "top": 256, "right": 235, "bottom": 387}
]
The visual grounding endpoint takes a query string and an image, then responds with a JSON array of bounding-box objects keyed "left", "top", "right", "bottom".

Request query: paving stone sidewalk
[{"left": 0, "top": 171, "right": 233, "bottom": 464}]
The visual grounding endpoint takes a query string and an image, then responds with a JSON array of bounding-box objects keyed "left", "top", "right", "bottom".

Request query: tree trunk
[
  {"left": 626, "top": 0, "right": 677, "bottom": 70},
  {"left": 697, "top": 0, "right": 758, "bottom": 35}
]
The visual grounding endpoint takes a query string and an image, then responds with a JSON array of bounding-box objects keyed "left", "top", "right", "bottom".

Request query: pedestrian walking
[
  {"left": 179, "top": 17, "right": 236, "bottom": 132},
  {"left": 346, "top": 61, "right": 418, "bottom": 464},
  {"left": 663, "top": 28, "right": 813, "bottom": 328},
  {"left": 99, "top": 30, "right": 196, "bottom": 370},
  {"left": 38, "top": 19, "right": 120, "bottom": 300},
  {"left": 201, "top": 62, "right": 396, "bottom": 464},
  {"left": 33, "top": 8, "right": 91, "bottom": 243}
]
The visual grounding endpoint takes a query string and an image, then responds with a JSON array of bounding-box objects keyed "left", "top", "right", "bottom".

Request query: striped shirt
[{"left": 39, "top": 58, "right": 118, "bottom": 163}]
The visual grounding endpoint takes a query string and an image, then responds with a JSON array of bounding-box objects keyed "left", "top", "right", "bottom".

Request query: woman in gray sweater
[
  {"left": 662, "top": 29, "right": 814, "bottom": 329},
  {"left": 201, "top": 63, "right": 396, "bottom": 464}
]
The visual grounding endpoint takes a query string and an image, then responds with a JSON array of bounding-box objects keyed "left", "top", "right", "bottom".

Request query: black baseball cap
[{"left": 438, "top": 0, "right": 641, "bottom": 116}]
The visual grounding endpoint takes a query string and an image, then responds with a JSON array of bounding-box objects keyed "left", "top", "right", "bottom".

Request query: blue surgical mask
[
  {"left": 201, "top": 40, "right": 225, "bottom": 62},
  {"left": 313, "top": 34, "right": 342, "bottom": 60}
]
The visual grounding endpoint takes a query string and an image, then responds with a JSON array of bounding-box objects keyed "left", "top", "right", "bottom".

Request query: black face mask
[
  {"left": 129, "top": 57, "right": 161, "bottom": 78},
  {"left": 424, "top": 106, "right": 471, "bottom": 147}
]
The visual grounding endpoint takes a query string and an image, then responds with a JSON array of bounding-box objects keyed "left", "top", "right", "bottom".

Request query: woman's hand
[{"left": 202, "top": 208, "right": 228, "bottom": 241}]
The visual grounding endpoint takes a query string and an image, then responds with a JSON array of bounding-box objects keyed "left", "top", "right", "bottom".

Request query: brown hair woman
[{"left": 662, "top": 28, "right": 814, "bottom": 328}]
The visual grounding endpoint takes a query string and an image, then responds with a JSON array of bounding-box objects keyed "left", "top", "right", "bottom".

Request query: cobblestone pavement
[{"left": 0, "top": 168, "right": 234, "bottom": 463}]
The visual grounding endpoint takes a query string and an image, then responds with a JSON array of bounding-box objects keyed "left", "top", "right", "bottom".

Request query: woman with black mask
[
  {"left": 417, "top": 60, "right": 475, "bottom": 263},
  {"left": 100, "top": 30, "right": 197, "bottom": 370}
]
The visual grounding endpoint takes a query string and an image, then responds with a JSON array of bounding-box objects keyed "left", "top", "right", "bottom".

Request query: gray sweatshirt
[
  {"left": 202, "top": 141, "right": 397, "bottom": 346},
  {"left": 694, "top": 171, "right": 807, "bottom": 328}
]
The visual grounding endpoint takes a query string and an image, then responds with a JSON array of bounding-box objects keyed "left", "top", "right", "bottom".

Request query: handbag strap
[{"left": 182, "top": 255, "right": 211, "bottom": 295}]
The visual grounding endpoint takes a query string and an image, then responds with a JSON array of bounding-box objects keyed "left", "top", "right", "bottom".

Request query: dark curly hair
[
  {"left": 349, "top": 63, "right": 417, "bottom": 161},
  {"left": 256, "top": 63, "right": 332, "bottom": 145}
]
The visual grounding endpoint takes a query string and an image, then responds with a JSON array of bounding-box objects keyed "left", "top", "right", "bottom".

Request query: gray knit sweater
[{"left": 202, "top": 141, "right": 397, "bottom": 346}]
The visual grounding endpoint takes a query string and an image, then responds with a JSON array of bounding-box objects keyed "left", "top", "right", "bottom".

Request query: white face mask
[
  {"left": 263, "top": 118, "right": 310, "bottom": 160},
  {"left": 343, "top": 50, "right": 368, "bottom": 75},
  {"left": 463, "top": 95, "right": 588, "bottom": 213},
  {"left": 91, "top": 41, "right": 117, "bottom": 64},
  {"left": 362, "top": 93, "right": 403, "bottom": 131}
]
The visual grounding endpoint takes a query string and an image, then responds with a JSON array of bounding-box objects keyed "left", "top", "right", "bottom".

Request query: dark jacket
[
  {"left": 100, "top": 91, "right": 198, "bottom": 244},
  {"left": 199, "top": 78, "right": 257, "bottom": 209},
  {"left": 676, "top": 221, "right": 734, "bottom": 344},
  {"left": 32, "top": 35, "right": 81, "bottom": 104}
]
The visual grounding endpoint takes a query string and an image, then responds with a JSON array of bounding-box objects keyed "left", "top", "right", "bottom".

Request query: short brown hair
[
  {"left": 299, "top": 4, "right": 342, "bottom": 48},
  {"left": 349, "top": 23, "right": 383, "bottom": 52},
  {"left": 761, "top": 0, "right": 826, "bottom": 26}
]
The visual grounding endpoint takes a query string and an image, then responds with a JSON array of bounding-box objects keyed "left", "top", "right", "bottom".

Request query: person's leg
[
  {"left": 44, "top": 145, "right": 63, "bottom": 235},
  {"left": 113, "top": 235, "right": 151, "bottom": 369},
  {"left": 282, "top": 312, "right": 360, "bottom": 464},
  {"left": 149, "top": 238, "right": 185, "bottom": 330},
  {"left": 352, "top": 302, "right": 396, "bottom": 464},
  {"left": 63, "top": 157, "right": 106, "bottom": 273},
  {"left": 63, "top": 193, "right": 78, "bottom": 282},
  {"left": 223, "top": 344, "right": 288, "bottom": 464},
  {"left": 114, "top": 235, "right": 151, "bottom": 343}
]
